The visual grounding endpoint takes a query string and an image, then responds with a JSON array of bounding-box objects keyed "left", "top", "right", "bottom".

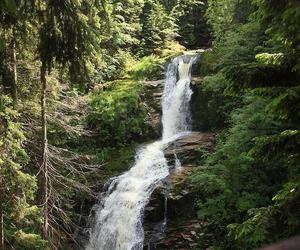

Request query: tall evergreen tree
[
  {"left": 0, "top": 96, "right": 44, "bottom": 249},
  {"left": 34, "top": 0, "right": 103, "bottom": 241},
  {"left": 171, "top": 0, "right": 210, "bottom": 48},
  {"left": 140, "top": 0, "right": 177, "bottom": 55},
  {"left": 0, "top": 0, "right": 35, "bottom": 104}
]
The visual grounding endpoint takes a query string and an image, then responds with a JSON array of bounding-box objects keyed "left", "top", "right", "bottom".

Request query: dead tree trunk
[
  {"left": 0, "top": 195, "right": 3, "bottom": 250},
  {"left": 0, "top": 175, "right": 4, "bottom": 250},
  {"left": 11, "top": 37, "right": 17, "bottom": 105},
  {"left": 0, "top": 208, "right": 3, "bottom": 250},
  {"left": 40, "top": 62, "right": 49, "bottom": 239}
]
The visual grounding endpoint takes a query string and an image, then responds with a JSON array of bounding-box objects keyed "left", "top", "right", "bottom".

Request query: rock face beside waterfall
[
  {"left": 143, "top": 132, "right": 215, "bottom": 250},
  {"left": 143, "top": 79, "right": 165, "bottom": 138},
  {"left": 143, "top": 76, "right": 205, "bottom": 138},
  {"left": 141, "top": 63, "right": 216, "bottom": 249}
]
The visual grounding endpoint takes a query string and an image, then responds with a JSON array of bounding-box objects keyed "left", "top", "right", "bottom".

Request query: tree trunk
[
  {"left": 0, "top": 175, "right": 4, "bottom": 250},
  {"left": 40, "top": 62, "right": 49, "bottom": 239},
  {"left": 0, "top": 210, "right": 3, "bottom": 250},
  {"left": 11, "top": 37, "right": 17, "bottom": 105},
  {"left": 0, "top": 208, "right": 3, "bottom": 250}
]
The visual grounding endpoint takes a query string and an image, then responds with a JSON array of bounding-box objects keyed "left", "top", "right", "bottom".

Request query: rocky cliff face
[
  {"left": 143, "top": 79, "right": 164, "bottom": 138},
  {"left": 142, "top": 69, "right": 216, "bottom": 249},
  {"left": 143, "top": 132, "right": 215, "bottom": 249}
]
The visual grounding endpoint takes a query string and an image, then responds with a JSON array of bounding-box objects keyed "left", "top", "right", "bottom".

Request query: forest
[{"left": 0, "top": 0, "right": 299, "bottom": 249}]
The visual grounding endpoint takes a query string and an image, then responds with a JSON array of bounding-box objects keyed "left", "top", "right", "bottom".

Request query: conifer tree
[
  {"left": 0, "top": 96, "right": 44, "bottom": 249},
  {"left": 34, "top": 0, "right": 103, "bottom": 240},
  {"left": 140, "top": 0, "right": 177, "bottom": 55}
]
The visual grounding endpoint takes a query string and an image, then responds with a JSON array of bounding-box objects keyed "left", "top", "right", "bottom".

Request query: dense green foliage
[
  {"left": 171, "top": 0, "right": 210, "bottom": 47},
  {"left": 87, "top": 80, "right": 148, "bottom": 146},
  {"left": 0, "top": 96, "right": 45, "bottom": 249},
  {"left": 191, "top": 0, "right": 300, "bottom": 249},
  {"left": 126, "top": 55, "right": 163, "bottom": 80}
]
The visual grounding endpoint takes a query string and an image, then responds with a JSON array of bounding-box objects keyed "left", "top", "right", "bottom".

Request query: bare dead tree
[
  {"left": 40, "top": 62, "right": 49, "bottom": 239},
  {"left": 48, "top": 93, "right": 93, "bottom": 137},
  {"left": 23, "top": 86, "right": 101, "bottom": 249},
  {"left": 0, "top": 175, "right": 4, "bottom": 250},
  {"left": 45, "top": 144, "right": 101, "bottom": 249}
]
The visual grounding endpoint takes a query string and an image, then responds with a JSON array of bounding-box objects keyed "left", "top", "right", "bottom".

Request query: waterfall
[
  {"left": 174, "top": 153, "right": 182, "bottom": 170},
  {"left": 162, "top": 56, "right": 196, "bottom": 140},
  {"left": 86, "top": 54, "right": 198, "bottom": 250}
]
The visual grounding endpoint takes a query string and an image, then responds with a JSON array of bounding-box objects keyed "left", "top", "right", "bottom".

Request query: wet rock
[
  {"left": 143, "top": 79, "right": 164, "bottom": 139},
  {"left": 164, "top": 132, "right": 215, "bottom": 165},
  {"left": 143, "top": 132, "right": 215, "bottom": 249},
  {"left": 147, "top": 220, "right": 207, "bottom": 250},
  {"left": 143, "top": 79, "right": 164, "bottom": 110}
]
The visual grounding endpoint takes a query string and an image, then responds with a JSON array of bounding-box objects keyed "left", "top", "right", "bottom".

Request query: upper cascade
[{"left": 162, "top": 54, "right": 198, "bottom": 140}]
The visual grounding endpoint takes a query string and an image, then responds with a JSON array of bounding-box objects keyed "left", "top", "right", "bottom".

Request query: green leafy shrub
[
  {"left": 192, "top": 92, "right": 287, "bottom": 248},
  {"left": 126, "top": 55, "right": 163, "bottom": 80},
  {"left": 86, "top": 80, "right": 148, "bottom": 147},
  {"left": 255, "top": 53, "right": 284, "bottom": 65}
]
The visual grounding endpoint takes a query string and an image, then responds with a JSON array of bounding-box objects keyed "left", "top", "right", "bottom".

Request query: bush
[
  {"left": 14, "top": 230, "right": 47, "bottom": 250},
  {"left": 86, "top": 80, "right": 148, "bottom": 147},
  {"left": 126, "top": 55, "right": 164, "bottom": 80}
]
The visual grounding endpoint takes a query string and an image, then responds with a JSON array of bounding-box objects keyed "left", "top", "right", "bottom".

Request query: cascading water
[
  {"left": 86, "top": 54, "right": 198, "bottom": 250},
  {"left": 161, "top": 56, "right": 195, "bottom": 140}
]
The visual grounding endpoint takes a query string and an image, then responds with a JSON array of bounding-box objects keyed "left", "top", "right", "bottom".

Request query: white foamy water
[
  {"left": 86, "top": 54, "right": 198, "bottom": 250},
  {"left": 162, "top": 56, "right": 197, "bottom": 140}
]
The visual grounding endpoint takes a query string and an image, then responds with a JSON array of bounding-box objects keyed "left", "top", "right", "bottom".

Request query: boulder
[
  {"left": 143, "top": 132, "right": 215, "bottom": 249},
  {"left": 164, "top": 132, "right": 215, "bottom": 165}
]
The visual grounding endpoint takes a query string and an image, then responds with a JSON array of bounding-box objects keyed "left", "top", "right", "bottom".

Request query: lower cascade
[{"left": 86, "top": 54, "right": 198, "bottom": 250}]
